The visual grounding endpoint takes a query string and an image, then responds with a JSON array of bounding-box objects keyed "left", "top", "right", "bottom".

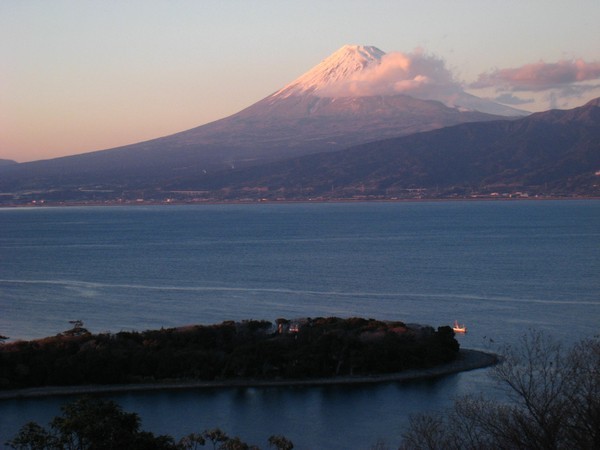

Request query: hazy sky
[{"left": 2, "top": 1, "right": 599, "bottom": 162}]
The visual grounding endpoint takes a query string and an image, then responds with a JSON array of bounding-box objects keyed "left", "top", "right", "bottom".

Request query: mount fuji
[
  {"left": 0, "top": 45, "right": 523, "bottom": 193},
  {"left": 268, "top": 45, "right": 522, "bottom": 116}
]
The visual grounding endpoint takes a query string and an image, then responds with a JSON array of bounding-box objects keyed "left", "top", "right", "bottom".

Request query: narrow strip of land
[{"left": 0, "top": 349, "right": 497, "bottom": 400}]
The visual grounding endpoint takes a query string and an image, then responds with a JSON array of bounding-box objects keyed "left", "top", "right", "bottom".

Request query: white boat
[{"left": 452, "top": 320, "right": 467, "bottom": 333}]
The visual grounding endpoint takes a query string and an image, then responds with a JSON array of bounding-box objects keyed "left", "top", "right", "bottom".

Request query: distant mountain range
[
  {"left": 0, "top": 159, "right": 17, "bottom": 167},
  {"left": 1, "top": 46, "right": 598, "bottom": 204},
  {"left": 186, "top": 97, "right": 599, "bottom": 200}
]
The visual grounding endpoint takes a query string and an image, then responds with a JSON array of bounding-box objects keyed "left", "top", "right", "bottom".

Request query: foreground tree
[
  {"left": 7, "top": 422, "right": 56, "bottom": 450},
  {"left": 267, "top": 435, "right": 294, "bottom": 450},
  {"left": 178, "top": 432, "right": 206, "bottom": 450},
  {"left": 400, "top": 332, "right": 600, "bottom": 449},
  {"left": 7, "top": 397, "right": 177, "bottom": 450},
  {"left": 8, "top": 399, "right": 293, "bottom": 450}
]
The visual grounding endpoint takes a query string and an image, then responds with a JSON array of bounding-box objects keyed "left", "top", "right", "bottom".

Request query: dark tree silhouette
[
  {"left": 0, "top": 318, "right": 460, "bottom": 389},
  {"left": 179, "top": 432, "right": 206, "bottom": 449},
  {"left": 7, "top": 397, "right": 177, "bottom": 450},
  {"left": 400, "top": 332, "right": 600, "bottom": 449},
  {"left": 203, "top": 428, "right": 229, "bottom": 450},
  {"left": 7, "top": 398, "right": 293, "bottom": 450},
  {"left": 268, "top": 435, "right": 294, "bottom": 450}
]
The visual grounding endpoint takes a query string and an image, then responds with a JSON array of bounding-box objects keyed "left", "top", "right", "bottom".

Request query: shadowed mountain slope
[{"left": 181, "top": 98, "right": 600, "bottom": 198}]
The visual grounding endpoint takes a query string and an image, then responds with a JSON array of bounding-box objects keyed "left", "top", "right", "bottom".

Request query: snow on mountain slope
[
  {"left": 270, "top": 44, "right": 526, "bottom": 116},
  {"left": 272, "top": 45, "right": 385, "bottom": 98}
]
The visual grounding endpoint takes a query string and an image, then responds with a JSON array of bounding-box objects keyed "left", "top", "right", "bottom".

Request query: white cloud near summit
[
  {"left": 319, "top": 49, "right": 464, "bottom": 98},
  {"left": 311, "top": 48, "right": 600, "bottom": 111}
]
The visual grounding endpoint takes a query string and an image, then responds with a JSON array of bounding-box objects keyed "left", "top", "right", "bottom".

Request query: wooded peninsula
[{"left": 0, "top": 317, "right": 461, "bottom": 391}]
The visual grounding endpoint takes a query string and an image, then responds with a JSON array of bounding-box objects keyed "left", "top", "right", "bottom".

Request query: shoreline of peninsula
[{"left": 0, "top": 349, "right": 497, "bottom": 400}]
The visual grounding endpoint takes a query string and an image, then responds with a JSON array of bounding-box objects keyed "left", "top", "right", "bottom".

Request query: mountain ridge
[
  {"left": 0, "top": 98, "right": 597, "bottom": 204},
  {"left": 168, "top": 97, "right": 600, "bottom": 199},
  {"left": 0, "top": 159, "right": 17, "bottom": 167}
]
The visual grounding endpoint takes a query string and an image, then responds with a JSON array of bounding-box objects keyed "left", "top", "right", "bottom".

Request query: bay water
[{"left": 1, "top": 201, "right": 598, "bottom": 448}]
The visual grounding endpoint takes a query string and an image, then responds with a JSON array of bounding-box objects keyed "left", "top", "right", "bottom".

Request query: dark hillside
[{"left": 181, "top": 98, "right": 599, "bottom": 198}]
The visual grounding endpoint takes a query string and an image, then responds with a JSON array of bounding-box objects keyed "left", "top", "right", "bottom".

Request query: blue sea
[{"left": 1, "top": 201, "right": 599, "bottom": 448}]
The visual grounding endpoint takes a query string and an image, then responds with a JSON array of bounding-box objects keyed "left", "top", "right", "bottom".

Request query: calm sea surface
[{"left": 1, "top": 201, "right": 599, "bottom": 448}]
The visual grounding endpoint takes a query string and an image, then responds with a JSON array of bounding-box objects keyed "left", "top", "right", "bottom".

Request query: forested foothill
[{"left": 0, "top": 317, "right": 459, "bottom": 390}]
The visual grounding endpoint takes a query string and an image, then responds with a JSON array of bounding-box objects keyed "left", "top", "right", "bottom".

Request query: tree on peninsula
[{"left": 0, "top": 318, "right": 460, "bottom": 389}]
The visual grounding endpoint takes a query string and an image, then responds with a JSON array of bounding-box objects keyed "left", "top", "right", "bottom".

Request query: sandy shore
[{"left": 0, "top": 349, "right": 497, "bottom": 400}]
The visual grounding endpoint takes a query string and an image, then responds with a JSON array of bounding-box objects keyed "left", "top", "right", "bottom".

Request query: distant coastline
[
  {"left": 0, "top": 195, "right": 598, "bottom": 209},
  {"left": 0, "top": 349, "right": 497, "bottom": 400}
]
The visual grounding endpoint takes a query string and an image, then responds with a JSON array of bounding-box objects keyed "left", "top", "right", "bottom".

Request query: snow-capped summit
[
  {"left": 272, "top": 45, "right": 385, "bottom": 99},
  {"left": 269, "top": 44, "right": 525, "bottom": 116}
]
